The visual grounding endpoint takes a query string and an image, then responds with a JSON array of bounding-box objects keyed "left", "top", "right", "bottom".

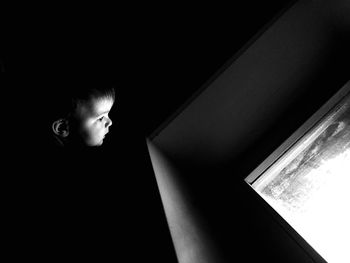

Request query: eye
[{"left": 98, "top": 116, "right": 104, "bottom": 122}]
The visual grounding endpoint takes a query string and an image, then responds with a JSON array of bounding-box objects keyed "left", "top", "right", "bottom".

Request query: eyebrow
[
  {"left": 94, "top": 110, "right": 110, "bottom": 117},
  {"left": 90, "top": 99, "right": 114, "bottom": 117}
]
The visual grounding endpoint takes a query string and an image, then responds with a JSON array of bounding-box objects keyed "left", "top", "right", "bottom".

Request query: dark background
[
  {"left": 2, "top": 1, "right": 297, "bottom": 261},
  {"left": 2, "top": 0, "right": 294, "bottom": 136}
]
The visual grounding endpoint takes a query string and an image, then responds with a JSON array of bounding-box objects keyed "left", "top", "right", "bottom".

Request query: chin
[
  {"left": 96, "top": 140, "right": 104, "bottom": 146},
  {"left": 86, "top": 139, "right": 104, "bottom": 147}
]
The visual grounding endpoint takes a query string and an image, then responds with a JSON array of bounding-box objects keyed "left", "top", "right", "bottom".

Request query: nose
[{"left": 105, "top": 117, "right": 112, "bottom": 128}]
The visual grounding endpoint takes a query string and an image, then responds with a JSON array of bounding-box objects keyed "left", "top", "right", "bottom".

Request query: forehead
[{"left": 76, "top": 97, "right": 114, "bottom": 117}]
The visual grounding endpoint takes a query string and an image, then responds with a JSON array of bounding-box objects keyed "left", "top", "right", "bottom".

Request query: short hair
[{"left": 48, "top": 77, "right": 116, "bottom": 123}]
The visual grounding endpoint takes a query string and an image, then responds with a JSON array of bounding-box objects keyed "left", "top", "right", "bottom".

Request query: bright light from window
[{"left": 252, "top": 92, "right": 350, "bottom": 263}]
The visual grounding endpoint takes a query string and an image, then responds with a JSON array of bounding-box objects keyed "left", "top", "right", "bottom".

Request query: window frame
[{"left": 244, "top": 80, "right": 350, "bottom": 263}]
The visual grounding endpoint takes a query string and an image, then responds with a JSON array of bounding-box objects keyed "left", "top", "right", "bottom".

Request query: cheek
[
  {"left": 78, "top": 123, "right": 104, "bottom": 146},
  {"left": 84, "top": 122, "right": 104, "bottom": 138}
]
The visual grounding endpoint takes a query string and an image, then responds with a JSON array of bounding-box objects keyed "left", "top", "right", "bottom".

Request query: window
[{"left": 245, "top": 81, "right": 350, "bottom": 263}]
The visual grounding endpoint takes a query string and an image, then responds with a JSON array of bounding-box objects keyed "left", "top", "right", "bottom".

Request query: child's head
[{"left": 50, "top": 78, "right": 116, "bottom": 148}]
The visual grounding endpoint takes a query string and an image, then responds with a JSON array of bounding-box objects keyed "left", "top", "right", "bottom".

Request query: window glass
[{"left": 252, "top": 92, "right": 350, "bottom": 263}]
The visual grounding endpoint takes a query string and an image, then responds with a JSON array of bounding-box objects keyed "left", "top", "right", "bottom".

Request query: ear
[{"left": 52, "top": 118, "right": 70, "bottom": 138}]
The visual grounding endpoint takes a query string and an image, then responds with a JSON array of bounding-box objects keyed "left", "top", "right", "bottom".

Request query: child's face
[{"left": 73, "top": 97, "right": 114, "bottom": 146}]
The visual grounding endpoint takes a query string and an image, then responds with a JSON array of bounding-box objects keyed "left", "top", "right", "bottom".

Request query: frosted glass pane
[{"left": 253, "top": 92, "right": 350, "bottom": 263}]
